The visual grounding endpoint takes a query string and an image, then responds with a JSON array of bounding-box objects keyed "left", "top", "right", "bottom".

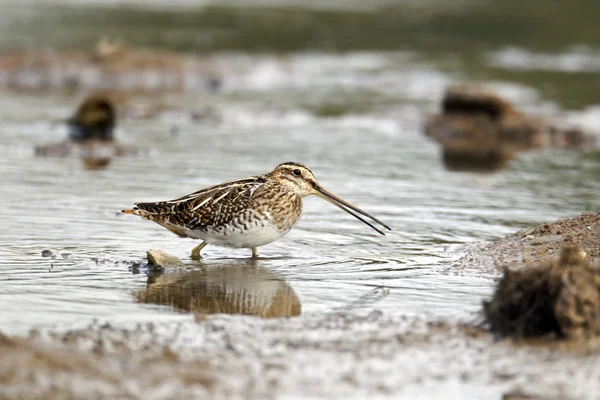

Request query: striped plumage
[{"left": 122, "top": 162, "right": 390, "bottom": 259}]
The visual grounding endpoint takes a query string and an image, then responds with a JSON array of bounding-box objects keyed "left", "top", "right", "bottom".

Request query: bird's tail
[{"left": 121, "top": 207, "right": 151, "bottom": 218}]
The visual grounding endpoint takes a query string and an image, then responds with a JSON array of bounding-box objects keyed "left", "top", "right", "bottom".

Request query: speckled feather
[
  {"left": 122, "top": 162, "right": 389, "bottom": 256},
  {"left": 127, "top": 173, "right": 302, "bottom": 236}
]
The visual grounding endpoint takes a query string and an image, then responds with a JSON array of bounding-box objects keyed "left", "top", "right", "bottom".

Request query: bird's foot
[{"left": 191, "top": 241, "right": 207, "bottom": 260}]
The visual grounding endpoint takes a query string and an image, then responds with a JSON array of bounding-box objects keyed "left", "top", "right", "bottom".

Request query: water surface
[{"left": 1, "top": 2, "right": 600, "bottom": 335}]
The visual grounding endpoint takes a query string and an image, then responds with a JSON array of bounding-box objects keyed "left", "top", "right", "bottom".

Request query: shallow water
[
  {"left": 1, "top": 55, "right": 599, "bottom": 336},
  {"left": 1, "top": 1, "right": 600, "bottom": 339}
]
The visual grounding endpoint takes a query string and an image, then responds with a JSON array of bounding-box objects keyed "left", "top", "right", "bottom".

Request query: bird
[
  {"left": 35, "top": 93, "right": 141, "bottom": 169},
  {"left": 121, "top": 162, "right": 390, "bottom": 259}
]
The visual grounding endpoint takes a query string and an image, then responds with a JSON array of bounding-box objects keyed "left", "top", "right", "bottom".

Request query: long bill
[{"left": 313, "top": 185, "right": 391, "bottom": 235}]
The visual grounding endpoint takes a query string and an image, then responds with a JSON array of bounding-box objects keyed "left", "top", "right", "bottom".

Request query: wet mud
[
  {"left": 10, "top": 242, "right": 600, "bottom": 399},
  {"left": 21, "top": 213, "right": 600, "bottom": 399},
  {"left": 448, "top": 212, "right": 600, "bottom": 344},
  {"left": 1, "top": 313, "right": 598, "bottom": 400},
  {"left": 454, "top": 212, "right": 600, "bottom": 275},
  {"left": 136, "top": 254, "right": 302, "bottom": 318}
]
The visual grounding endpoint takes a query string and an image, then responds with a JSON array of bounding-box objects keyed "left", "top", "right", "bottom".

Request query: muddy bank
[
  {"left": 452, "top": 213, "right": 600, "bottom": 341},
  {"left": 452, "top": 212, "right": 600, "bottom": 275},
  {"left": 1, "top": 313, "right": 598, "bottom": 400}
]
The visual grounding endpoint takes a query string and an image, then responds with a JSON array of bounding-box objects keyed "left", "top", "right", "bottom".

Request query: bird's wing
[{"left": 132, "top": 175, "right": 267, "bottom": 231}]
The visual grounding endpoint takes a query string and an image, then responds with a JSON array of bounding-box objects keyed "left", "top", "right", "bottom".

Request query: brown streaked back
[{"left": 131, "top": 175, "right": 269, "bottom": 231}]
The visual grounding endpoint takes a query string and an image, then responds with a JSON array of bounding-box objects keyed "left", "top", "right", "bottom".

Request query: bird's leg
[
  {"left": 251, "top": 247, "right": 259, "bottom": 259},
  {"left": 191, "top": 241, "right": 207, "bottom": 260}
]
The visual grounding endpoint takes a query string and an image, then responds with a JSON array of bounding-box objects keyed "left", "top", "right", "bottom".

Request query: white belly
[{"left": 166, "top": 219, "right": 290, "bottom": 249}]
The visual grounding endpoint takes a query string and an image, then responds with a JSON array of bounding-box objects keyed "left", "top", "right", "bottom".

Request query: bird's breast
[
  {"left": 196, "top": 193, "right": 303, "bottom": 248},
  {"left": 255, "top": 192, "right": 303, "bottom": 233}
]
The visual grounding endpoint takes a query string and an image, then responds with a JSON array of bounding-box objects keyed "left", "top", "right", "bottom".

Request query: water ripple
[{"left": 0, "top": 52, "right": 598, "bottom": 334}]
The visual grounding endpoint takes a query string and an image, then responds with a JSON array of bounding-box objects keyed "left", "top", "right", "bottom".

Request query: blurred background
[
  {"left": 1, "top": 0, "right": 600, "bottom": 334},
  {"left": 2, "top": 3, "right": 600, "bottom": 398},
  {"left": 1, "top": 0, "right": 600, "bottom": 106}
]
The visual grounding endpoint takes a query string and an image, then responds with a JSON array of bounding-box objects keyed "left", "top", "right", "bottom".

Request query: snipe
[{"left": 122, "top": 162, "right": 390, "bottom": 259}]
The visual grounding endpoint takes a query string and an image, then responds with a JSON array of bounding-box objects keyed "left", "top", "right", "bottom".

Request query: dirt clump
[{"left": 484, "top": 245, "right": 600, "bottom": 340}]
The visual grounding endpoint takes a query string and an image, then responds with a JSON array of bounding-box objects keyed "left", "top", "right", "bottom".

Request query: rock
[
  {"left": 146, "top": 249, "right": 186, "bottom": 270},
  {"left": 424, "top": 84, "right": 598, "bottom": 172},
  {"left": 35, "top": 93, "right": 146, "bottom": 170},
  {"left": 41, "top": 250, "right": 53, "bottom": 258}
]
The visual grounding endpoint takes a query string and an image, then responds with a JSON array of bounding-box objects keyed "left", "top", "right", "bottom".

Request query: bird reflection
[{"left": 135, "top": 262, "right": 301, "bottom": 318}]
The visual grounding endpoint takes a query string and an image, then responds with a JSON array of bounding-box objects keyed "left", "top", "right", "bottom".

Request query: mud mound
[
  {"left": 453, "top": 212, "right": 600, "bottom": 275},
  {"left": 424, "top": 84, "right": 597, "bottom": 172},
  {"left": 484, "top": 245, "right": 600, "bottom": 340},
  {"left": 515, "top": 213, "right": 600, "bottom": 261}
]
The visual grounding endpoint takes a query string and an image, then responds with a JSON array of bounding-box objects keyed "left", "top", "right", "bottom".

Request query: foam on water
[{"left": 487, "top": 46, "right": 600, "bottom": 73}]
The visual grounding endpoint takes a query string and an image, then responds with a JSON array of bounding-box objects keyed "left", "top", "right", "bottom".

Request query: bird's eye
[{"left": 293, "top": 169, "right": 302, "bottom": 176}]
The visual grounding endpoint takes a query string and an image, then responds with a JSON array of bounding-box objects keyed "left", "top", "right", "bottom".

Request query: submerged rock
[
  {"left": 484, "top": 245, "right": 600, "bottom": 340},
  {"left": 424, "top": 85, "right": 597, "bottom": 171}
]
